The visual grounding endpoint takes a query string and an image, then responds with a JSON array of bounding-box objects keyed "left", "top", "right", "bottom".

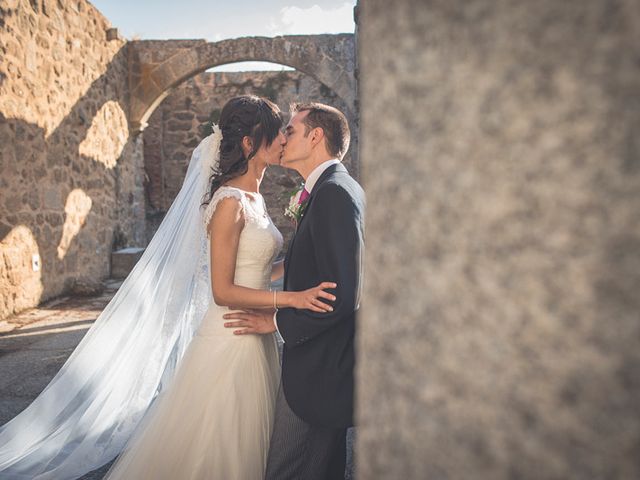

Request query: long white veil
[{"left": 0, "top": 127, "right": 222, "bottom": 479}]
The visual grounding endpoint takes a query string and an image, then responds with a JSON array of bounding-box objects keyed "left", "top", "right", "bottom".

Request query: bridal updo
[{"left": 202, "top": 95, "right": 283, "bottom": 205}]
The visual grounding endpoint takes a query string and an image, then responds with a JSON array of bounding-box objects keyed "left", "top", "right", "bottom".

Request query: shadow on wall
[{"left": 0, "top": 46, "right": 142, "bottom": 321}]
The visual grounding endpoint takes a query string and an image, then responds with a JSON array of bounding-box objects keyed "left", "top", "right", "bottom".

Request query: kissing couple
[{"left": 0, "top": 96, "right": 365, "bottom": 480}]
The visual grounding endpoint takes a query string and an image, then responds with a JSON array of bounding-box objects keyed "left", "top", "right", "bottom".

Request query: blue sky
[{"left": 89, "top": 0, "right": 356, "bottom": 70}]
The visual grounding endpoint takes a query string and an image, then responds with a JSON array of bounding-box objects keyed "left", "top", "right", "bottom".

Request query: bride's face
[{"left": 255, "top": 131, "right": 285, "bottom": 166}]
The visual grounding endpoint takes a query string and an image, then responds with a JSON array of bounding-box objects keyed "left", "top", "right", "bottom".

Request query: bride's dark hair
[{"left": 202, "top": 95, "right": 283, "bottom": 205}]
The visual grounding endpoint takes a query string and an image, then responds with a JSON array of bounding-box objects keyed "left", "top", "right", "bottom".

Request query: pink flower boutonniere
[{"left": 284, "top": 184, "right": 309, "bottom": 226}]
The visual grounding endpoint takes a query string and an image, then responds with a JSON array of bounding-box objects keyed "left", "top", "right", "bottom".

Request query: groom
[{"left": 223, "top": 102, "right": 365, "bottom": 479}]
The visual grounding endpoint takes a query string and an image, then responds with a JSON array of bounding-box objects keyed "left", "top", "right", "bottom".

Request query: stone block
[
  {"left": 110, "top": 247, "right": 145, "bottom": 279},
  {"left": 166, "top": 120, "right": 192, "bottom": 132},
  {"left": 105, "top": 28, "right": 118, "bottom": 41},
  {"left": 69, "top": 276, "right": 104, "bottom": 296}
]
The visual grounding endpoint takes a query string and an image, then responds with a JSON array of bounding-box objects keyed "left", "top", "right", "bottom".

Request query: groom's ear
[{"left": 310, "top": 127, "right": 324, "bottom": 147}]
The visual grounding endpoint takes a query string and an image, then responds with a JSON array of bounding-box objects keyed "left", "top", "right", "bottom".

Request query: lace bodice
[{"left": 202, "top": 186, "right": 283, "bottom": 294}]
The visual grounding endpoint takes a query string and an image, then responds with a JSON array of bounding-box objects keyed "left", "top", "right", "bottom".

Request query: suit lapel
[
  {"left": 283, "top": 163, "right": 348, "bottom": 289},
  {"left": 296, "top": 163, "right": 346, "bottom": 230},
  {"left": 310, "top": 163, "right": 347, "bottom": 195}
]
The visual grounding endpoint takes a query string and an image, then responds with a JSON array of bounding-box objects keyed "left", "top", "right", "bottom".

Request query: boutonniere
[{"left": 284, "top": 184, "right": 309, "bottom": 226}]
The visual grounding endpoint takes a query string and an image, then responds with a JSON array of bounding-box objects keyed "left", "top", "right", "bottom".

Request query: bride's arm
[
  {"left": 271, "top": 260, "right": 284, "bottom": 282},
  {"left": 209, "top": 197, "right": 334, "bottom": 312}
]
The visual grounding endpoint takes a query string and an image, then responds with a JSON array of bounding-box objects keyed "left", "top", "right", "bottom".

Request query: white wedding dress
[{"left": 104, "top": 185, "right": 283, "bottom": 480}]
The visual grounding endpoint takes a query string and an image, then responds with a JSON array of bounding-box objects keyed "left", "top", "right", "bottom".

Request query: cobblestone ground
[{"left": 0, "top": 281, "right": 354, "bottom": 479}]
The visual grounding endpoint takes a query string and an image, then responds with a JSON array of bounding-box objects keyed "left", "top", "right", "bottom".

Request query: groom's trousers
[{"left": 265, "top": 385, "right": 347, "bottom": 480}]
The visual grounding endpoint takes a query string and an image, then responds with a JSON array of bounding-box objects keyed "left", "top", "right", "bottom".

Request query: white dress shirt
[
  {"left": 274, "top": 159, "right": 341, "bottom": 340},
  {"left": 303, "top": 159, "right": 341, "bottom": 195}
]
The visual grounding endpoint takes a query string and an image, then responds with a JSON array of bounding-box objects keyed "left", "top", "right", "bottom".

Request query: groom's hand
[{"left": 223, "top": 309, "right": 276, "bottom": 335}]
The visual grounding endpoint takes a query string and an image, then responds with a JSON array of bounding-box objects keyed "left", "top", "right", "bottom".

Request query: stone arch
[{"left": 129, "top": 35, "right": 356, "bottom": 132}]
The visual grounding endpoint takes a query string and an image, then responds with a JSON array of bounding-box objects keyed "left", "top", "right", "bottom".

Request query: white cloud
[{"left": 269, "top": 2, "right": 356, "bottom": 36}]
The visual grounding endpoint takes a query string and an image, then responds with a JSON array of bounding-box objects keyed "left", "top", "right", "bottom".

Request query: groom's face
[{"left": 280, "top": 111, "right": 312, "bottom": 171}]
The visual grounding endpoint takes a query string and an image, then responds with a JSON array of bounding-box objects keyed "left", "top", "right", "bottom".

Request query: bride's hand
[{"left": 288, "top": 282, "right": 337, "bottom": 312}]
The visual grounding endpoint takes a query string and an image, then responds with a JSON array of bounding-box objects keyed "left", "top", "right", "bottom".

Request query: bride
[{"left": 0, "top": 95, "right": 335, "bottom": 480}]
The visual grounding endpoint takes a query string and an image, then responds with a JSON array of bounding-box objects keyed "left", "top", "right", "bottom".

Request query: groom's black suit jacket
[{"left": 277, "top": 163, "right": 365, "bottom": 429}]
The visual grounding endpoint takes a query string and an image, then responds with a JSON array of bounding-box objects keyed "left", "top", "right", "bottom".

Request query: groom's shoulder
[
  {"left": 333, "top": 170, "right": 364, "bottom": 198},
  {"left": 316, "top": 172, "right": 365, "bottom": 207}
]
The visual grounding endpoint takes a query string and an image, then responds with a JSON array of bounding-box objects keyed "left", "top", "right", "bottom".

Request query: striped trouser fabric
[{"left": 265, "top": 385, "right": 347, "bottom": 480}]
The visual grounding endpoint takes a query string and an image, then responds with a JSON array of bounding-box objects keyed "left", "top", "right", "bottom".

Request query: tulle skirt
[{"left": 104, "top": 304, "right": 281, "bottom": 480}]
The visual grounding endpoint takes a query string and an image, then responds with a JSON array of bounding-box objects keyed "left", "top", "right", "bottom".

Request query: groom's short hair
[{"left": 292, "top": 102, "right": 350, "bottom": 160}]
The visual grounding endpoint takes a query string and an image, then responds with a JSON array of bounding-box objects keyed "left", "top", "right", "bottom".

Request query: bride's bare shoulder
[{"left": 204, "top": 187, "right": 246, "bottom": 237}]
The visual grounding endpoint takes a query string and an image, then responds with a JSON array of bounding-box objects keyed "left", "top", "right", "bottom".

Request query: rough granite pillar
[{"left": 357, "top": 1, "right": 640, "bottom": 479}]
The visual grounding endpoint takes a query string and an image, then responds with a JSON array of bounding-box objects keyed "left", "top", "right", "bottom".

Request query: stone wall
[
  {"left": 0, "top": 0, "right": 357, "bottom": 322},
  {"left": 143, "top": 70, "right": 354, "bottom": 247},
  {"left": 357, "top": 0, "right": 640, "bottom": 478},
  {"left": 0, "top": 0, "right": 145, "bottom": 321},
  {"left": 128, "top": 35, "right": 357, "bottom": 133}
]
